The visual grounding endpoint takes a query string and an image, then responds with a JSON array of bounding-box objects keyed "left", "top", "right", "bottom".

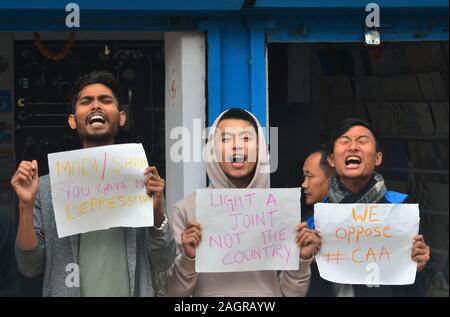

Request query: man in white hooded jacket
[{"left": 158, "top": 108, "right": 321, "bottom": 297}]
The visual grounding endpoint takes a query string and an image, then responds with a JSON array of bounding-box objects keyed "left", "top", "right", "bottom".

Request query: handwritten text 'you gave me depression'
[{"left": 53, "top": 155, "right": 150, "bottom": 221}]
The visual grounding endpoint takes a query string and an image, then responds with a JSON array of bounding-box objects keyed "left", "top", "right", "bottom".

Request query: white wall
[{"left": 164, "top": 32, "right": 206, "bottom": 215}]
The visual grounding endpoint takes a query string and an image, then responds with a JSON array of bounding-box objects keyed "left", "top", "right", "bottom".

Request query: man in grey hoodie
[
  {"left": 159, "top": 108, "right": 321, "bottom": 297},
  {"left": 11, "top": 71, "right": 175, "bottom": 297}
]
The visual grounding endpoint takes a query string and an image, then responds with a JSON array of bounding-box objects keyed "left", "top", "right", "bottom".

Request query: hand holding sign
[
  {"left": 296, "top": 223, "right": 322, "bottom": 260},
  {"left": 182, "top": 221, "right": 203, "bottom": 259},
  {"left": 412, "top": 235, "right": 430, "bottom": 273},
  {"left": 144, "top": 166, "right": 165, "bottom": 227}
]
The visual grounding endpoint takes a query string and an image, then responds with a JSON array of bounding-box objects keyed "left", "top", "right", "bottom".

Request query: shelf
[
  {"left": 320, "top": 134, "right": 449, "bottom": 141},
  {"left": 0, "top": 144, "right": 14, "bottom": 150},
  {"left": 421, "top": 209, "right": 449, "bottom": 217},
  {"left": 380, "top": 134, "right": 449, "bottom": 141},
  {"left": 16, "top": 125, "right": 68, "bottom": 129},
  {"left": 379, "top": 167, "right": 449, "bottom": 176}
]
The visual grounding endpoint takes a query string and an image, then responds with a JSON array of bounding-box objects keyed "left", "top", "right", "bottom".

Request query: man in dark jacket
[
  {"left": 300, "top": 146, "right": 334, "bottom": 297},
  {"left": 319, "top": 118, "right": 433, "bottom": 296},
  {"left": 301, "top": 145, "right": 333, "bottom": 230}
]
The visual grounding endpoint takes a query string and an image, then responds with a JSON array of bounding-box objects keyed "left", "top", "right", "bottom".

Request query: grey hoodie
[{"left": 158, "top": 110, "right": 312, "bottom": 297}]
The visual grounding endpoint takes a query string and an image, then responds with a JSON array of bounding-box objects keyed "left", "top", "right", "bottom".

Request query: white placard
[
  {"left": 48, "top": 143, "right": 153, "bottom": 238},
  {"left": 315, "top": 203, "right": 419, "bottom": 285},
  {"left": 196, "top": 188, "right": 301, "bottom": 273}
]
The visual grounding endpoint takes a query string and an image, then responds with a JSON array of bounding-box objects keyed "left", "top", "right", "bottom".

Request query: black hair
[
  {"left": 219, "top": 108, "right": 259, "bottom": 134},
  {"left": 329, "top": 118, "right": 381, "bottom": 153},
  {"left": 308, "top": 144, "right": 334, "bottom": 177},
  {"left": 69, "top": 71, "right": 122, "bottom": 113}
]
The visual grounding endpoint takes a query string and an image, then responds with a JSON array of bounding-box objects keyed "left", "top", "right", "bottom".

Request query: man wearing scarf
[{"left": 323, "top": 118, "right": 433, "bottom": 296}]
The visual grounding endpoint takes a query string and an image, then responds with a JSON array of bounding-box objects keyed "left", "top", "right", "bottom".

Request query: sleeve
[
  {"left": 393, "top": 195, "right": 436, "bottom": 296},
  {"left": 14, "top": 188, "right": 45, "bottom": 278},
  {"left": 391, "top": 245, "right": 436, "bottom": 296},
  {"left": 278, "top": 256, "right": 313, "bottom": 297},
  {"left": 155, "top": 205, "right": 198, "bottom": 297},
  {"left": 146, "top": 220, "right": 177, "bottom": 273}
]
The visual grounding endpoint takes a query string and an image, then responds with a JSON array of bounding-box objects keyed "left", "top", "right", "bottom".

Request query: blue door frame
[
  {"left": 1, "top": 1, "right": 448, "bottom": 127},
  {"left": 199, "top": 17, "right": 269, "bottom": 127}
]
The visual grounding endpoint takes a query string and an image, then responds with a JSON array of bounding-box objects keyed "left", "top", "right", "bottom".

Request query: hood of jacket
[{"left": 205, "top": 109, "right": 270, "bottom": 189}]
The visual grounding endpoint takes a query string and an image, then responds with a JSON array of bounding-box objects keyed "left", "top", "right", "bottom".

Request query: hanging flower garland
[
  {"left": 33, "top": 32, "right": 76, "bottom": 61},
  {"left": 368, "top": 43, "right": 385, "bottom": 62}
]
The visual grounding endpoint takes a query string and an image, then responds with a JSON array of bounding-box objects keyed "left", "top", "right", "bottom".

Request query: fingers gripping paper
[
  {"left": 314, "top": 203, "right": 420, "bottom": 285},
  {"left": 48, "top": 143, "right": 153, "bottom": 238},
  {"left": 195, "top": 188, "right": 301, "bottom": 273}
]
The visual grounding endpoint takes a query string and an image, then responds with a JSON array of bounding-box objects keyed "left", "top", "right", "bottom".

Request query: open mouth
[
  {"left": 231, "top": 154, "right": 245, "bottom": 163},
  {"left": 345, "top": 155, "right": 362, "bottom": 167},
  {"left": 229, "top": 154, "right": 246, "bottom": 167},
  {"left": 87, "top": 113, "right": 106, "bottom": 126}
]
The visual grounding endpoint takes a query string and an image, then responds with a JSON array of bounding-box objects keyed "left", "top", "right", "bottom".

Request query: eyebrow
[
  {"left": 78, "top": 94, "right": 114, "bottom": 101},
  {"left": 340, "top": 134, "right": 371, "bottom": 140},
  {"left": 238, "top": 130, "right": 256, "bottom": 136},
  {"left": 221, "top": 129, "right": 256, "bottom": 136}
]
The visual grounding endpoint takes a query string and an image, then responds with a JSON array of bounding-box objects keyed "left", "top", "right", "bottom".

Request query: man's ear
[
  {"left": 68, "top": 114, "right": 77, "bottom": 130},
  {"left": 119, "top": 111, "right": 127, "bottom": 128},
  {"left": 327, "top": 154, "right": 335, "bottom": 168},
  {"left": 375, "top": 152, "right": 383, "bottom": 167}
]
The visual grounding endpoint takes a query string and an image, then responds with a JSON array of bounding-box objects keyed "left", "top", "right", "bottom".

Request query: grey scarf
[{"left": 328, "top": 172, "right": 387, "bottom": 204}]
